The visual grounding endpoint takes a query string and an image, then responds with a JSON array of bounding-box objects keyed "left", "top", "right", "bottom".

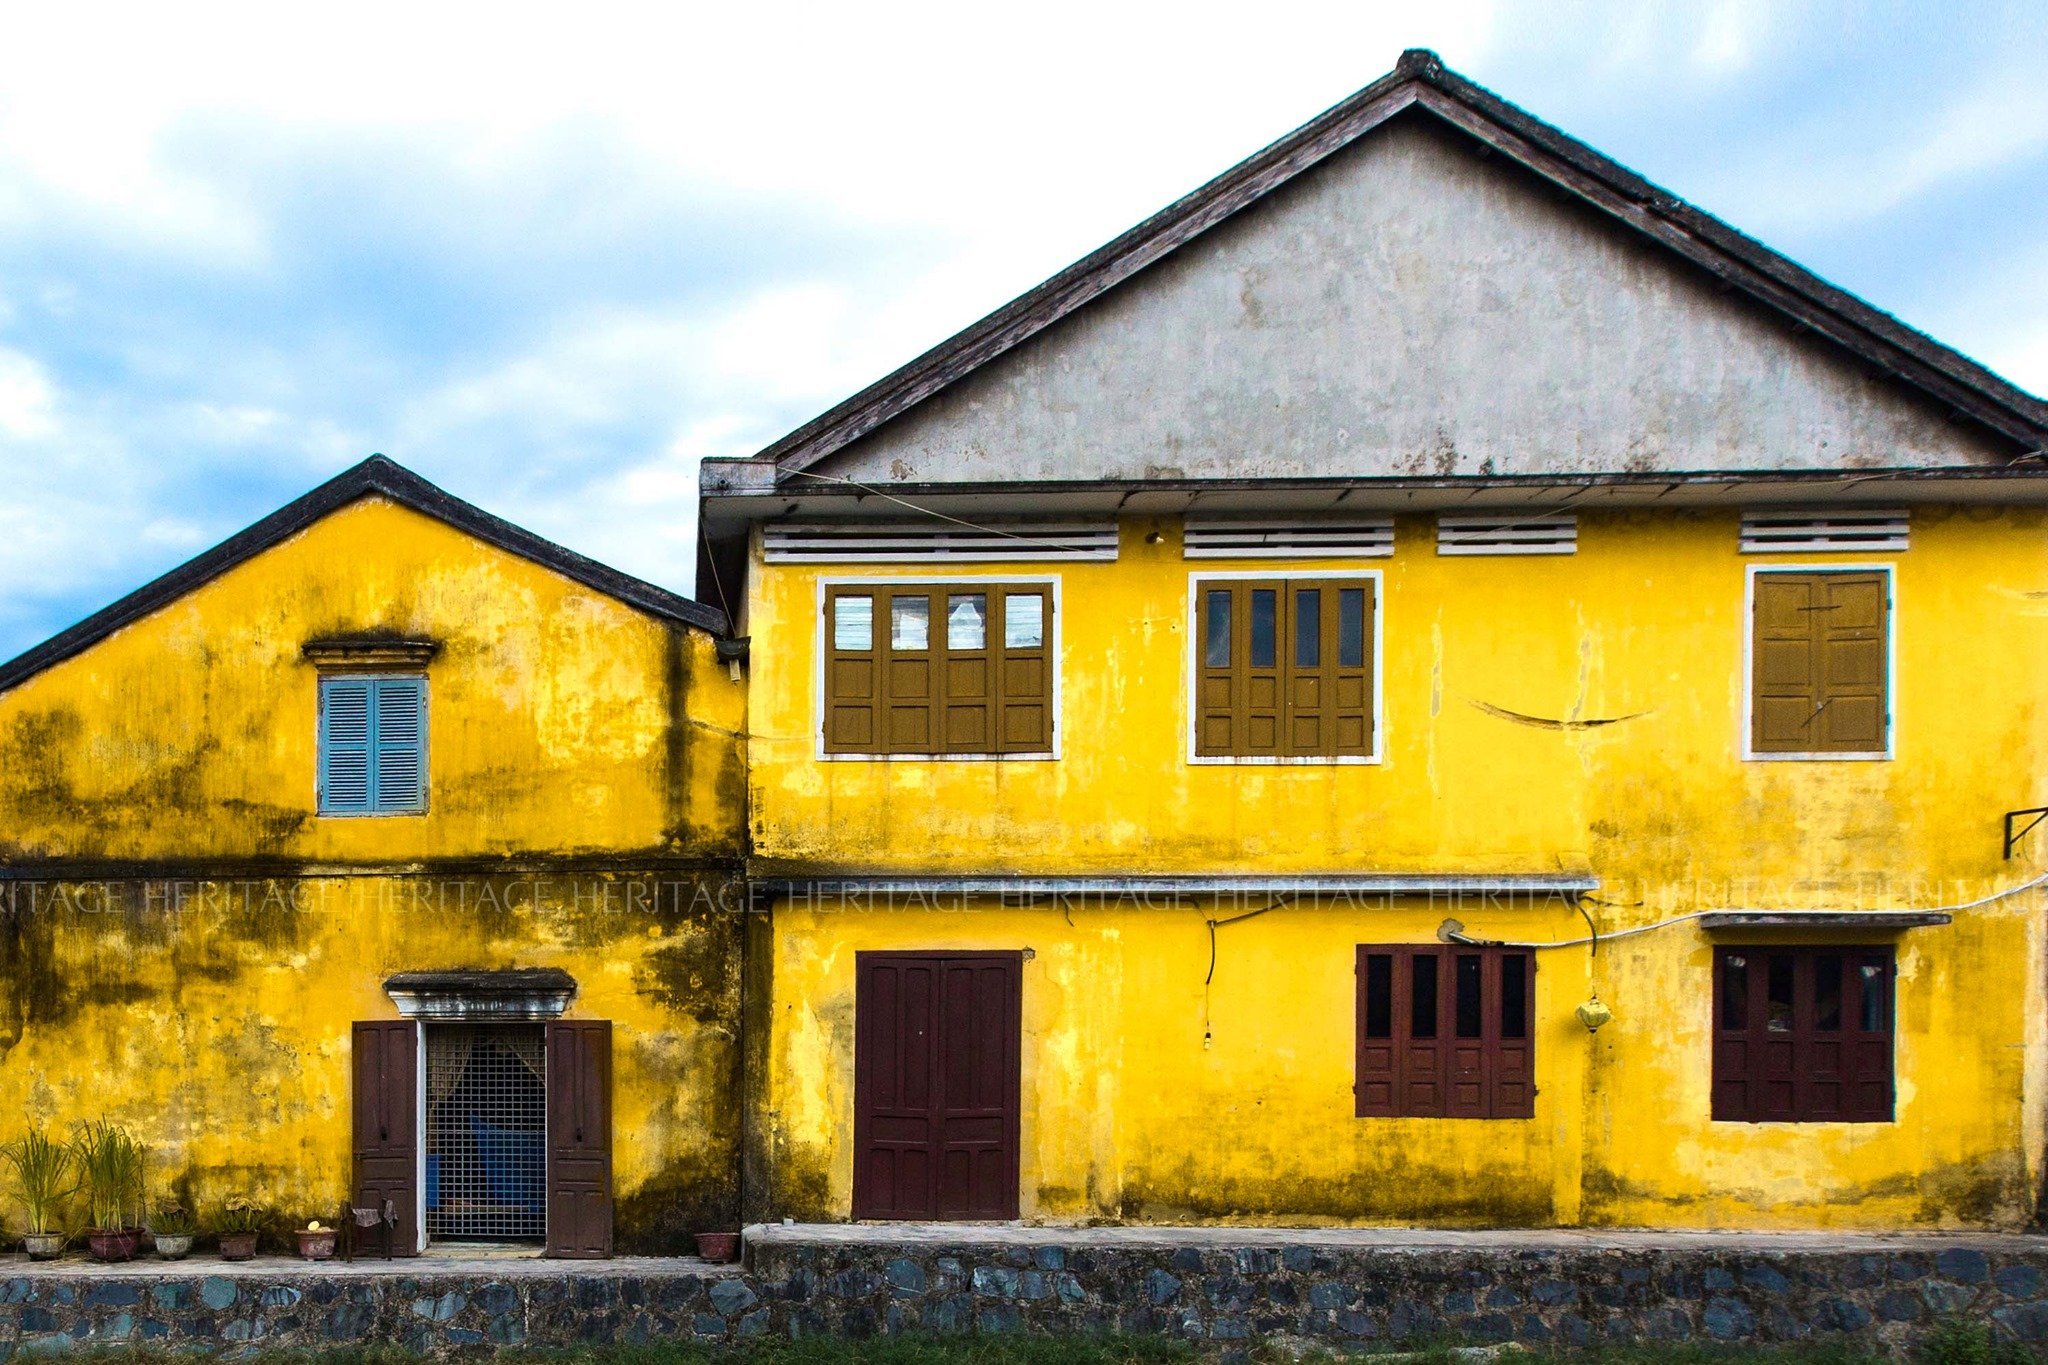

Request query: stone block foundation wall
[{"left": 0, "top": 1231, "right": 2044, "bottom": 1354}]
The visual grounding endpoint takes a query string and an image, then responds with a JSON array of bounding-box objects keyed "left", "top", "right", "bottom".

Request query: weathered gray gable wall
[{"left": 821, "top": 114, "right": 2006, "bottom": 483}]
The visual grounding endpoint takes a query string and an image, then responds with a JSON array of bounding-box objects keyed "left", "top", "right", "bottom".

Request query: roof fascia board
[
  {"left": 748, "top": 56, "right": 2046, "bottom": 479},
  {"left": 0, "top": 456, "right": 726, "bottom": 696},
  {"left": 699, "top": 463, "right": 2048, "bottom": 518}
]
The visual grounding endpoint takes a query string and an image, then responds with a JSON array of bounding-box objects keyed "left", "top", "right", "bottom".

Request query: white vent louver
[
  {"left": 1435, "top": 513, "right": 1578, "bottom": 556},
  {"left": 1181, "top": 517, "right": 1394, "bottom": 559},
  {"left": 1740, "top": 508, "right": 1909, "bottom": 554},
  {"left": 761, "top": 520, "right": 1119, "bottom": 563}
]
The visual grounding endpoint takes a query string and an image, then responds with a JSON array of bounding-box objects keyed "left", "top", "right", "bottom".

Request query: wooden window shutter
[
  {"left": 1197, "top": 578, "right": 1374, "bottom": 759},
  {"left": 1712, "top": 946, "right": 1893, "bottom": 1123},
  {"left": 996, "top": 588, "right": 1052, "bottom": 754},
  {"left": 824, "top": 583, "right": 1054, "bottom": 756},
  {"left": 1354, "top": 949, "right": 1397, "bottom": 1117},
  {"left": 372, "top": 678, "right": 427, "bottom": 811},
  {"left": 320, "top": 680, "right": 374, "bottom": 812},
  {"left": 351, "top": 1020, "right": 421, "bottom": 1255},
  {"left": 1330, "top": 583, "right": 1373, "bottom": 758},
  {"left": 1816, "top": 574, "right": 1887, "bottom": 752},
  {"left": 1196, "top": 586, "right": 1239, "bottom": 757},
  {"left": 545, "top": 1020, "right": 613, "bottom": 1258},
  {"left": 1752, "top": 572, "right": 1888, "bottom": 754},
  {"left": 1357, "top": 946, "right": 1532, "bottom": 1120},
  {"left": 941, "top": 591, "right": 994, "bottom": 753},
  {"left": 824, "top": 589, "right": 882, "bottom": 752}
]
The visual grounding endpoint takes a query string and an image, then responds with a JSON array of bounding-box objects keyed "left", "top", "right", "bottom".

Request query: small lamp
[{"left": 1575, "top": 995, "right": 1614, "bottom": 1033}]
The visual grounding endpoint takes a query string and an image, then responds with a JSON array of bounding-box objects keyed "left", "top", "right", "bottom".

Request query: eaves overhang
[
  {"left": 699, "top": 464, "right": 2048, "bottom": 529},
  {"left": 1698, "top": 911, "right": 1952, "bottom": 931},
  {"left": 761, "top": 873, "right": 1596, "bottom": 902}
]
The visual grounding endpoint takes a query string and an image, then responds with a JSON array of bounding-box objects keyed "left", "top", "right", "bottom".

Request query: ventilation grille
[
  {"left": 1740, "top": 508, "right": 1909, "bottom": 553},
  {"left": 1182, "top": 517, "right": 1394, "bottom": 559},
  {"left": 762, "top": 521, "right": 1119, "bottom": 563},
  {"left": 1436, "top": 513, "right": 1578, "bottom": 556}
]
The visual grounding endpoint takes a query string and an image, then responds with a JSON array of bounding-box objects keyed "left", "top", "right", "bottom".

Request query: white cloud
[{"left": 0, "top": 349, "right": 56, "bottom": 439}]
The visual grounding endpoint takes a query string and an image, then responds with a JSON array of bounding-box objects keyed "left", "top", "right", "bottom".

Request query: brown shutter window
[
  {"left": 352, "top": 1020, "right": 421, "bottom": 1256},
  {"left": 824, "top": 583, "right": 1055, "bottom": 757},
  {"left": 1197, "top": 577, "right": 1375, "bottom": 759},
  {"left": 1355, "top": 945, "right": 1532, "bottom": 1119},
  {"left": 1711, "top": 946, "right": 1893, "bottom": 1123},
  {"left": 545, "top": 1020, "right": 614, "bottom": 1258},
  {"left": 1751, "top": 570, "right": 1889, "bottom": 755}
]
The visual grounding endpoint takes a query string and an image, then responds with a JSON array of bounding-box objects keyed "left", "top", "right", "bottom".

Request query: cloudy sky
[{"left": 0, "top": 1, "right": 2044, "bottom": 657}]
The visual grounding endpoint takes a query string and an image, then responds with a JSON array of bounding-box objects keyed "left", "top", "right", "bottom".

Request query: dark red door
[
  {"left": 854, "top": 952, "right": 1020, "bottom": 1220},
  {"left": 352, "top": 1020, "right": 421, "bottom": 1256},
  {"left": 545, "top": 1020, "right": 613, "bottom": 1257}
]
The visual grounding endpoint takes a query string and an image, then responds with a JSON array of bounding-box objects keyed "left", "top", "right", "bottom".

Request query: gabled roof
[
  {"left": 0, "top": 456, "right": 726, "bottom": 695},
  {"left": 750, "top": 50, "right": 2048, "bottom": 475}
]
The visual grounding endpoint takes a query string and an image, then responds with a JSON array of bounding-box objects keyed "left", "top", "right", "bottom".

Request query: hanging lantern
[{"left": 1576, "top": 996, "right": 1614, "bottom": 1032}]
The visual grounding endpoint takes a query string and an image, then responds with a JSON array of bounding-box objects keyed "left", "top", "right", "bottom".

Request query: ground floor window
[
  {"left": 1711, "top": 946, "right": 1894, "bottom": 1123},
  {"left": 1354, "top": 945, "right": 1534, "bottom": 1118},
  {"left": 425, "top": 1023, "right": 547, "bottom": 1241}
]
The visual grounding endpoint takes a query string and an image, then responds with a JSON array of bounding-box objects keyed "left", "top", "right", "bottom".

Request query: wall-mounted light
[{"left": 1575, "top": 995, "right": 1614, "bottom": 1033}]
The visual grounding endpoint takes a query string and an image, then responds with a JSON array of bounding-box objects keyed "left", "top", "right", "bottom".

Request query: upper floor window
[
  {"left": 319, "top": 675, "right": 428, "bottom": 815},
  {"left": 822, "top": 582, "right": 1054, "bottom": 758},
  {"left": 1712, "top": 946, "right": 1894, "bottom": 1123},
  {"left": 1748, "top": 569, "right": 1890, "bottom": 758},
  {"left": 1355, "top": 944, "right": 1534, "bottom": 1119},
  {"left": 1192, "top": 575, "right": 1376, "bottom": 761}
]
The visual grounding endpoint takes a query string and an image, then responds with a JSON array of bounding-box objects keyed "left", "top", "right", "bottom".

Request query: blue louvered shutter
[
  {"left": 319, "top": 679, "right": 374, "bottom": 813},
  {"left": 372, "top": 677, "right": 427, "bottom": 812}
]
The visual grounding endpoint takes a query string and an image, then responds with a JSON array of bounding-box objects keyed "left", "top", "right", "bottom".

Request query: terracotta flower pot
[
  {"left": 217, "top": 1231, "right": 259, "bottom": 1261},
  {"left": 694, "top": 1231, "right": 740, "bottom": 1262},
  {"left": 86, "top": 1228, "right": 140, "bottom": 1262},
  {"left": 296, "top": 1229, "right": 337, "bottom": 1261},
  {"left": 153, "top": 1233, "right": 194, "bottom": 1260},
  {"left": 21, "top": 1233, "right": 63, "bottom": 1261}
]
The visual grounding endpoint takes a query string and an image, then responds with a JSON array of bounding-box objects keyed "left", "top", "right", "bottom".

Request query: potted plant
[
  {"left": 72, "top": 1120, "right": 143, "bottom": 1262},
  {"left": 295, "top": 1219, "right": 337, "bottom": 1261},
  {"left": 212, "top": 1199, "right": 267, "bottom": 1261},
  {"left": 3, "top": 1130, "right": 74, "bottom": 1260},
  {"left": 148, "top": 1204, "right": 196, "bottom": 1260},
  {"left": 694, "top": 1229, "right": 741, "bottom": 1262}
]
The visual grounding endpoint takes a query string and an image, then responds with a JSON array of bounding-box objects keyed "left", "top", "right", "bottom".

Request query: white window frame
[
  {"left": 1741, "top": 562, "right": 1896, "bottom": 763},
  {"left": 813, "top": 573, "right": 1064, "bottom": 762},
  {"left": 1184, "top": 569, "right": 1385, "bottom": 767}
]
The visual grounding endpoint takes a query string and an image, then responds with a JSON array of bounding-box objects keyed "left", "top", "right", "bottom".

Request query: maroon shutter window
[
  {"left": 1356, "top": 945, "right": 1534, "bottom": 1120},
  {"left": 545, "top": 1020, "right": 613, "bottom": 1258},
  {"left": 1712, "top": 946, "right": 1893, "bottom": 1123},
  {"left": 351, "top": 1020, "right": 420, "bottom": 1256}
]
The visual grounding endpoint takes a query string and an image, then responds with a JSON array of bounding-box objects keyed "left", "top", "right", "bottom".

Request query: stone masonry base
[{"left": 0, "top": 1228, "right": 2043, "bottom": 1354}]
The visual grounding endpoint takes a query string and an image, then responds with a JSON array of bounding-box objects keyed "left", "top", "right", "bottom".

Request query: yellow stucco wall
[
  {"left": 0, "top": 492, "right": 750, "bottom": 1249},
  {"left": 0, "top": 871, "right": 742, "bottom": 1248},
  {"left": 749, "top": 508, "right": 2048, "bottom": 1227},
  {"left": 0, "top": 495, "right": 745, "bottom": 865}
]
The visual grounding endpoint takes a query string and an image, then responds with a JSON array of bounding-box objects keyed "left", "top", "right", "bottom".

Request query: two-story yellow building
[{"left": 700, "top": 51, "right": 2048, "bottom": 1231}]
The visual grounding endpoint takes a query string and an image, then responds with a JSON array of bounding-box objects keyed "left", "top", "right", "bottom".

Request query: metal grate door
[{"left": 424, "top": 1024, "right": 547, "bottom": 1241}]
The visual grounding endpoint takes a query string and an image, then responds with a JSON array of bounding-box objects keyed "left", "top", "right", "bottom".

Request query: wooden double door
[
  {"left": 853, "top": 952, "right": 1022, "bottom": 1220},
  {"left": 352, "top": 1018, "right": 613, "bottom": 1257}
]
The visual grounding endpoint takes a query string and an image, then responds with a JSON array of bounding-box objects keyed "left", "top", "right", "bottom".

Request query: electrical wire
[
  {"left": 778, "top": 467, "right": 1110, "bottom": 555},
  {"left": 1517, "top": 871, "right": 2048, "bottom": 951}
]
